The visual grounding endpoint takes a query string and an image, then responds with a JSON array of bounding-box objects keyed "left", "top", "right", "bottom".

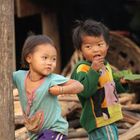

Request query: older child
[
  {"left": 71, "top": 19, "right": 127, "bottom": 140},
  {"left": 13, "top": 35, "right": 84, "bottom": 140}
]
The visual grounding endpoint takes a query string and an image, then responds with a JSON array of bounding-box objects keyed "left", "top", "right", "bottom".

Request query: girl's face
[
  {"left": 26, "top": 43, "right": 57, "bottom": 76},
  {"left": 81, "top": 35, "right": 109, "bottom": 62}
]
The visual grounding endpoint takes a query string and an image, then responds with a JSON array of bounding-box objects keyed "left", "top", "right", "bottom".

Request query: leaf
[
  {"left": 113, "top": 70, "right": 132, "bottom": 79},
  {"left": 124, "top": 74, "right": 140, "bottom": 81}
]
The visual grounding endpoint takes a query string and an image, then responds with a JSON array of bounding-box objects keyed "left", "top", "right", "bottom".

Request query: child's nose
[
  {"left": 45, "top": 59, "right": 52, "bottom": 65},
  {"left": 92, "top": 45, "right": 99, "bottom": 52}
]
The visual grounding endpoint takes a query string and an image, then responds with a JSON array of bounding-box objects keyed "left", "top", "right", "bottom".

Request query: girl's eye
[
  {"left": 52, "top": 57, "right": 56, "bottom": 61},
  {"left": 42, "top": 56, "right": 47, "bottom": 60}
]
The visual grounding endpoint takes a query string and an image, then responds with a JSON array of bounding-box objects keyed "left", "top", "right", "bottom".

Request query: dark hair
[
  {"left": 72, "top": 19, "right": 110, "bottom": 50},
  {"left": 21, "top": 34, "right": 55, "bottom": 68}
]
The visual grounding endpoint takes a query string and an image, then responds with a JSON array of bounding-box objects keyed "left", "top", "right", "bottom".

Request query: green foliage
[
  {"left": 113, "top": 70, "right": 140, "bottom": 81},
  {"left": 113, "top": 70, "right": 132, "bottom": 79},
  {"left": 124, "top": 74, "right": 140, "bottom": 81}
]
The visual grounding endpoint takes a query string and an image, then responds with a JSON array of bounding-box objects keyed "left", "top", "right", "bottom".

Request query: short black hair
[{"left": 72, "top": 19, "right": 110, "bottom": 50}]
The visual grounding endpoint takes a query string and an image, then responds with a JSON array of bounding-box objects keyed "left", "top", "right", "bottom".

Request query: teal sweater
[{"left": 71, "top": 60, "right": 126, "bottom": 133}]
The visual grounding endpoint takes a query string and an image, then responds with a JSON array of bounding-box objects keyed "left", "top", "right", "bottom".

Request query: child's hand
[
  {"left": 120, "top": 77, "right": 127, "bottom": 84},
  {"left": 91, "top": 55, "right": 104, "bottom": 71},
  {"left": 49, "top": 85, "right": 60, "bottom": 95}
]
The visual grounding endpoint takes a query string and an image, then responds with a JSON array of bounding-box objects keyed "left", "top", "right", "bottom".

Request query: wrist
[
  {"left": 91, "top": 66, "right": 99, "bottom": 72},
  {"left": 59, "top": 86, "right": 64, "bottom": 94}
]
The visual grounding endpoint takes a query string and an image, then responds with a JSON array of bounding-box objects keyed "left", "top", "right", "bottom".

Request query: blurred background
[{"left": 15, "top": 0, "right": 140, "bottom": 72}]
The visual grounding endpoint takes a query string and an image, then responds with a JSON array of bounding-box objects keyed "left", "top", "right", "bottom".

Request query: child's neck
[
  {"left": 25, "top": 72, "right": 45, "bottom": 93},
  {"left": 28, "top": 71, "right": 44, "bottom": 82}
]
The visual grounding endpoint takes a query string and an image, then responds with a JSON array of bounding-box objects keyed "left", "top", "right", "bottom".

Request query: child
[
  {"left": 13, "top": 35, "right": 84, "bottom": 140},
  {"left": 71, "top": 19, "right": 127, "bottom": 140}
]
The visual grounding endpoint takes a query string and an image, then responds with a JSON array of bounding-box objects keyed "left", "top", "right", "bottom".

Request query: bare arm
[{"left": 49, "top": 79, "right": 84, "bottom": 96}]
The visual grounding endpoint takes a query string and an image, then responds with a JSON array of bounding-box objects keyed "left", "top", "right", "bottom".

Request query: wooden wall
[{"left": 15, "top": 0, "right": 61, "bottom": 73}]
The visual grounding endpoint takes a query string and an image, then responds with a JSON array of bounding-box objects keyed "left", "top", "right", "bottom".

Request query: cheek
[
  {"left": 82, "top": 52, "right": 88, "bottom": 59},
  {"left": 102, "top": 47, "right": 108, "bottom": 56},
  {"left": 82, "top": 49, "right": 90, "bottom": 58},
  {"left": 52, "top": 62, "right": 57, "bottom": 68},
  {"left": 82, "top": 52, "right": 92, "bottom": 61}
]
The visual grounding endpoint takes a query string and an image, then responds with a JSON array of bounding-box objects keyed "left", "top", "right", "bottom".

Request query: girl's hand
[{"left": 49, "top": 85, "right": 60, "bottom": 95}]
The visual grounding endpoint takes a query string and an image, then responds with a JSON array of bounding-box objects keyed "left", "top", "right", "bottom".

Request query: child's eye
[
  {"left": 42, "top": 56, "right": 48, "bottom": 60},
  {"left": 98, "top": 43, "right": 104, "bottom": 47},
  {"left": 52, "top": 57, "right": 56, "bottom": 61},
  {"left": 84, "top": 45, "right": 92, "bottom": 49}
]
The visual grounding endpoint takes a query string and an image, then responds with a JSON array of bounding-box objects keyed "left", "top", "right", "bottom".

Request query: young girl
[{"left": 13, "top": 35, "right": 84, "bottom": 140}]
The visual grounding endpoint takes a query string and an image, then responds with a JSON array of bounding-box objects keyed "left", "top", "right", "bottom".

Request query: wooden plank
[
  {"left": 15, "top": 127, "right": 28, "bottom": 140},
  {"left": 42, "top": 12, "right": 61, "bottom": 73},
  {"left": 14, "top": 101, "right": 23, "bottom": 116},
  {"left": 119, "top": 121, "right": 140, "bottom": 140},
  {"left": 15, "top": 0, "right": 41, "bottom": 17},
  {"left": 68, "top": 128, "right": 88, "bottom": 139}
]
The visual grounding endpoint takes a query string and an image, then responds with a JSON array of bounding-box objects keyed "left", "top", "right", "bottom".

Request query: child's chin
[{"left": 43, "top": 72, "right": 51, "bottom": 76}]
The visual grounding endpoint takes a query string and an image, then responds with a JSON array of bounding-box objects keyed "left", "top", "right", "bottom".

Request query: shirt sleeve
[
  {"left": 113, "top": 77, "right": 129, "bottom": 93},
  {"left": 49, "top": 74, "right": 69, "bottom": 87},
  {"left": 71, "top": 64, "right": 100, "bottom": 98},
  {"left": 12, "top": 72, "right": 17, "bottom": 87}
]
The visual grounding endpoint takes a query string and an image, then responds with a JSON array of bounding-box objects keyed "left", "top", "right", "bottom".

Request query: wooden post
[
  {"left": 41, "top": 12, "right": 61, "bottom": 73},
  {"left": 15, "top": 0, "right": 41, "bottom": 17},
  {"left": 0, "top": 0, "right": 15, "bottom": 140}
]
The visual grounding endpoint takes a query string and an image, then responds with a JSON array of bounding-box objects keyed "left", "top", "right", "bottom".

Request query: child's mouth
[{"left": 93, "top": 54, "right": 101, "bottom": 59}]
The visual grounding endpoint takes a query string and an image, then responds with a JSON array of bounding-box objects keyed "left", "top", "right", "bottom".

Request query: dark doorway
[{"left": 15, "top": 14, "right": 42, "bottom": 70}]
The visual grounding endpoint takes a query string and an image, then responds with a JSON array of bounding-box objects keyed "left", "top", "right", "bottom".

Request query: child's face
[
  {"left": 26, "top": 43, "right": 57, "bottom": 76},
  {"left": 81, "top": 35, "right": 109, "bottom": 62}
]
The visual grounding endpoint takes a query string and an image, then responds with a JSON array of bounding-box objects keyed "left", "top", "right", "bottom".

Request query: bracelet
[{"left": 59, "top": 86, "right": 64, "bottom": 94}]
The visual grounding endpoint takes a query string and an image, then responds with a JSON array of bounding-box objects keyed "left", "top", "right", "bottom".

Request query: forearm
[
  {"left": 49, "top": 80, "right": 84, "bottom": 95},
  {"left": 62, "top": 80, "right": 84, "bottom": 94}
]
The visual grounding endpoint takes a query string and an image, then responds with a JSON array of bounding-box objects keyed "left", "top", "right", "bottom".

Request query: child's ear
[
  {"left": 26, "top": 54, "right": 32, "bottom": 63},
  {"left": 106, "top": 44, "right": 109, "bottom": 50},
  {"left": 107, "top": 44, "right": 109, "bottom": 49}
]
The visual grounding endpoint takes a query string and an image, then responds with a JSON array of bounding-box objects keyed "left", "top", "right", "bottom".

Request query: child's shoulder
[
  {"left": 73, "top": 60, "right": 91, "bottom": 73},
  {"left": 13, "top": 70, "right": 27, "bottom": 75},
  {"left": 76, "top": 60, "right": 91, "bottom": 65},
  {"left": 13, "top": 70, "right": 28, "bottom": 84},
  {"left": 49, "top": 73, "right": 69, "bottom": 80},
  {"left": 13, "top": 70, "right": 28, "bottom": 80},
  {"left": 49, "top": 73, "right": 69, "bottom": 86}
]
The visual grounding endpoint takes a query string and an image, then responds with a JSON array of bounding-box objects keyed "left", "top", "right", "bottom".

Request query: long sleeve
[
  {"left": 71, "top": 61, "right": 100, "bottom": 98},
  {"left": 113, "top": 78, "right": 129, "bottom": 93}
]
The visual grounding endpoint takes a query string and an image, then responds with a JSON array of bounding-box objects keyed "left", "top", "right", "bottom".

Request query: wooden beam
[
  {"left": 42, "top": 12, "right": 61, "bottom": 73},
  {"left": 15, "top": 127, "right": 28, "bottom": 140},
  {"left": 0, "top": 0, "right": 15, "bottom": 139},
  {"left": 15, "top": 0, "right": 41, "bottom": 17},
  {"left": 119, "top": 121, "right": 140, "bottom": 140}
]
